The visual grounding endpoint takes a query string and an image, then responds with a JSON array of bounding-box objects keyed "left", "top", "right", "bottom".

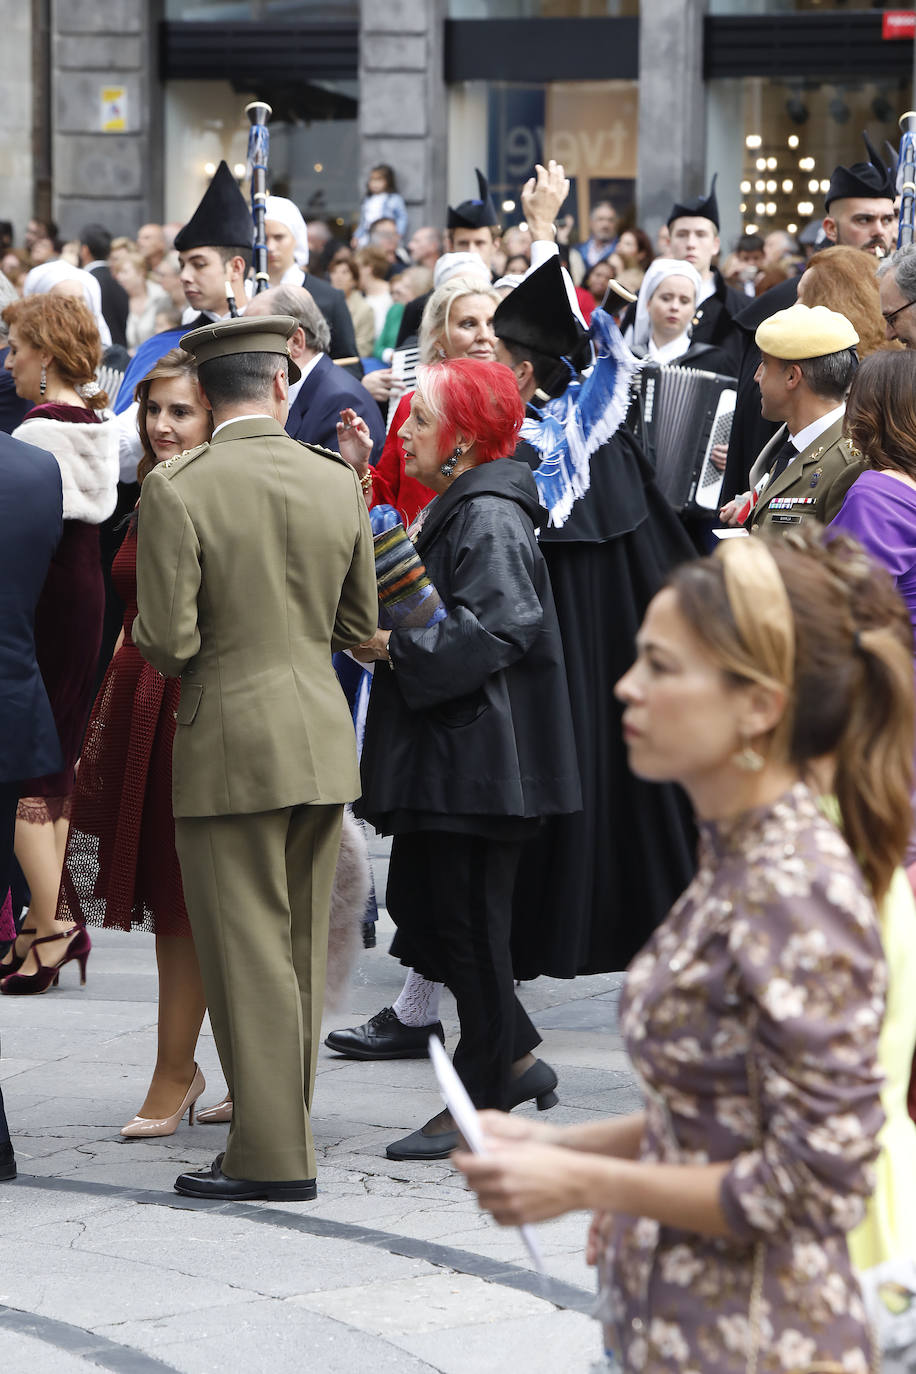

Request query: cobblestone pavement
[{"left": 0, "top": 840, "right": 639, "bottom": 1373}]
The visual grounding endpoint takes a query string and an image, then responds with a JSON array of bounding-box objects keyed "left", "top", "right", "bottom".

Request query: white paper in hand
[{"left": 428, "top": 1035, "right": 545, "bottom": 1273}]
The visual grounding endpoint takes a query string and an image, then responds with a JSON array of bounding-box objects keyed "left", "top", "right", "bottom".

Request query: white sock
[{"left": 393, "top": 969, "right": 443, "bottom": 1027}]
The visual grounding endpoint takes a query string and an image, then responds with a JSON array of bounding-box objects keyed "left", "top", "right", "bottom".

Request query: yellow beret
[
  {"left": 179, "top": 313, "right": 302, "bottom": 382},
  {"left": 755, "top": 302, "right": 858, "bottom": 361}
]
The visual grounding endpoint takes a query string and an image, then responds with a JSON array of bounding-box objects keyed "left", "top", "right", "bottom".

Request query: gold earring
[{"left": 732, "top": 737, "right": 765, "bottom": 772}]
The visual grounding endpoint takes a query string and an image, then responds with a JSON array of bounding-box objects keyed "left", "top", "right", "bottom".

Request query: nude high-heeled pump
[
  {"left": 120, "top": 1066, "right": 206, "bottom": 1139},
  {"left": 195, "top": 1093, "right": 233, "bottom": 1124}
]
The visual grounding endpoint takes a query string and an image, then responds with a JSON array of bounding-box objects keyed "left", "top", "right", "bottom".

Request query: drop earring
[
  {"left": 439, "top": 446, "right": 462, "bottom": 479},
  {"left": 39, "top": 364, "right": 47, "bottom": 397},
  {"left": 732, "top": 736, "right": 765, "bottom": 772}
]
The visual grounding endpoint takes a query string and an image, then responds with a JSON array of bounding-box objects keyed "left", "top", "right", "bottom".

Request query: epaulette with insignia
[
  {"left": 160, "top": 442, "right": 209, "bottom": 472},
  {"left": 295, "top": 439, "right": 351, "bottom": 469}
]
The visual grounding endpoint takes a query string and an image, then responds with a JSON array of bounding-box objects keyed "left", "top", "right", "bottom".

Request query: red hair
[{"left": 415, "top": 358, "right": 524, "bottom": 464}]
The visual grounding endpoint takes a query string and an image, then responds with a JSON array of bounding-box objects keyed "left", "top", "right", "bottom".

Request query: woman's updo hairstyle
[
  {"left": 2, "top": 294, "right": 108, "bottom": 410},
  {"left": 669, "top": 525, "right": 914, "bottom": 899}
]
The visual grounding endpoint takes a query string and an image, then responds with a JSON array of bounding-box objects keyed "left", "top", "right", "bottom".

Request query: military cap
[
  {"left": 179, "top": 313, "right": 302, "bottom": 382},
  {"left": 668, "top": 174, "right": 720, "bottom": 229},
  {"left": 755, "top": 302, "right": 859, "bottom": 360}
]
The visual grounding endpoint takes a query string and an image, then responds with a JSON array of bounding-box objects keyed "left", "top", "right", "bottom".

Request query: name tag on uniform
[{"left": 770, "top": 513, "right": 802, "bottom": 524}]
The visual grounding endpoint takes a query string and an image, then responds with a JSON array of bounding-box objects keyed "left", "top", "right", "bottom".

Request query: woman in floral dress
[{"left": 458, "top": 528, "right": 912, "bottom": 1372}]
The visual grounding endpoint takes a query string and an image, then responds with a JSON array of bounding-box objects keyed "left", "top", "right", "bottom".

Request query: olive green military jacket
[
  {"left": 747, "top": 415, "right": 865, "bottom": 534},
  {"left": 133, "top": 416, "right": 377, "bottom": 817}
]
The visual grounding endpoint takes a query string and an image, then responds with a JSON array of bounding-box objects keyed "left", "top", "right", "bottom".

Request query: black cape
[{"left": 510, "top": 419, "right": 698, "bottom": 978}]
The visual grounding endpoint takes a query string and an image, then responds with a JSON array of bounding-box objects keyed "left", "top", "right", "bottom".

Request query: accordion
[{"left": 632, "top": 364, "right": 737, "bottom": 515}]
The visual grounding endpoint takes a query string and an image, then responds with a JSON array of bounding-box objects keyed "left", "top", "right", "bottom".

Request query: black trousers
[
  {"left": 0, "top": 778, "right": 19, "bottom": 1148},
  {"left": 387, "top": 830, "right": 540, "bottom": 1110}
]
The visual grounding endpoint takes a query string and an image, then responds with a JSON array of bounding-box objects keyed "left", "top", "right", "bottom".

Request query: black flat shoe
[
  {"left": 173, "top": 1153, "right": 316, "bottom": 1201},
  {"left": 386, "top": 1125, "right": 460, "bottom": 1161},
  {"left": 0, "top": 1141, "right": 16, "bottom": 1181},
  {"left": 325, "top": 1006, "right": 445, "bottom": 1060},
  {"left": 508, "top": 1059, "right": 559, "bottom": 1112}
]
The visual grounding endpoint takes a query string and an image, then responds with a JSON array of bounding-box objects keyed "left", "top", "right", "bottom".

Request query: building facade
[{"left": 1, "top": 1, "right": 913, "bottom": 253}]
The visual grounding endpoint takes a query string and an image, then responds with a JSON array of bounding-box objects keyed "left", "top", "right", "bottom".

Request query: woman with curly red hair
[
  {"left": 0, "top": 294, "right": 118, "bottom": 995},
  {"left": 342, "top": 358, "right": 582, "bottom": 1160}
]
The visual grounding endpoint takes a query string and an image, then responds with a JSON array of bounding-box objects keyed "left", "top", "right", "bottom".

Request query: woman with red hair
[{"left": 343, "top": 358, "right": 582, "bottom": 1161}]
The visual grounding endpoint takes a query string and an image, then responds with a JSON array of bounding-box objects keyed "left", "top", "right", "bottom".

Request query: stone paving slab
[{"left": 0, "top": 878, "right": 637, "bottom": 1371}]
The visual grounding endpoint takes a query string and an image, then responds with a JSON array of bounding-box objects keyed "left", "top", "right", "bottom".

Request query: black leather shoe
[
  {"left": 325, "top": 1006, "right": 445, "bottom": 1060},
  {"left": 508, "top": 1059, "right": 559, "bottom": 1112},
  {"left": 0, "top": 1141, "right": 16, "bottom": 1181},
  {"left": 386, "top": 1125, "right": 460, "bottom": 1161},
  {"left": 173, "top": 1153, "right": 316, "bottom": 1201}
]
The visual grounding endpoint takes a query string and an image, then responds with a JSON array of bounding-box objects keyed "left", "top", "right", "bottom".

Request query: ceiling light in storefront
[
  {"left": 314, "top": 163, "right": 323, "bottom": 173},
  {"left": 799, "top": 157, "right": 816, "bottom": 172},
  {"left": 502, "top": 200, "right": 515, "bottom": 212},
  {"left": 765, "top": 180, "right": 776, "bottom": 192},
  {"left": 755, "top": 202, "right": 766, "bottom": 215},
  {"left": 829, "top": 96, "right": 851, "bottom": 125},
  {"left": 233, "top": 163, "right": 245, "bottom": 178},
  {"left": 746, "top": 135, "right": 762, "bottom": 149},
  {"left": 820, "top": 180, "right": 830, "bottom": 193},
  {"left": 204, "top": 162, "right": 216, "bottom": 176},
  {"left": 766, "top": 202, "right": 777, "bottom": 216},
  {"left": 740, "top": 181, "right": 751, "bottom": 194},
  {"left": 788, "top": 135, "right": 800, "bottom": 149},
  {"left": 782, "top": 179, "right": 794, "bottom": 193},
  {"left": 745, "top": 223, "right": 759, "bottom": 233},
  {"left": 798, "top": 201, "right": 814, "bottom": 215},
  {"left": 756, "top": 158, "right": 767, "bottom": 171},
  {"left": 766, "top": 157, "right": 777, "bottom": 170},
  {"left": 740, "top": 203, "right": 748, "bottom": 213},
  {"left": 787, "top": 222, "right": 798, "bottom": 233},
  {"left": 808, "top": 179, "right": 820, "bottom": 193},
  {"left": 755, "top": 180, "right": 766, "bottom": 192}
]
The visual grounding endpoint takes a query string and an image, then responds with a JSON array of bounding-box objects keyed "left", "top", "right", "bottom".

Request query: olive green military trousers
[{"left": 175, "top": 803, "right": 343, "bottom": 1181}]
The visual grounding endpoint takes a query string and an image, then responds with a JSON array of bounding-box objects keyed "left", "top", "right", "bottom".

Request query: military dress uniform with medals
[{"left": 133, "top": 316, "right": 377, "bottom": 1198}]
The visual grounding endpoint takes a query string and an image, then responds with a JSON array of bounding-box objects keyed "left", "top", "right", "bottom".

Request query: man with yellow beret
[
  {"left": 133, "top": 314, "right": 377, "bottom": 1201},
  {"left": 719, "top": 302, "right": 864, "bottom": 533}
]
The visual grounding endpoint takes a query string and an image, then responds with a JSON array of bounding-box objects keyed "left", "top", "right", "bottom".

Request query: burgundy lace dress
[
  {"left": 16, "top": 404, "right": 107, "bottom": 821},
  {"left": 56, "top": 524, "right": 190, "bottom": 935}
]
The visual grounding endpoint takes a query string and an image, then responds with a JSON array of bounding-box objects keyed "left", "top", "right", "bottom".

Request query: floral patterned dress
[{"left": 603, "top": 783, "right": 885, "bottom": 1373}]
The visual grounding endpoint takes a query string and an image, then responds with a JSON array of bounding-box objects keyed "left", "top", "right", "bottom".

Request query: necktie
[{"left": 767, "top": 437, "right": 798, "bottom": 485}]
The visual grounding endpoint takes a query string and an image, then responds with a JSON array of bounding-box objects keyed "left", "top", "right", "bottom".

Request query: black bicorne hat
[
  {"left": 174, "top": 161, "right": 254, "bottom": 255},
  {"left": 493, "top": 256, "right": 585, "bottom": 360},
  {"left": 668, "top": 173, "right": 719, "bottom": 229},
  {"left": 447, "top": 168, "right": 500, "bottom": 231},
  {"left": 824, "top": 132, "right": 896, "bottom": 211}
]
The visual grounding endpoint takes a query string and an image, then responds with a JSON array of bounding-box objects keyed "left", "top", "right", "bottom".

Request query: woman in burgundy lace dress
[
  {"left": 0, "top": 295, "right": 118, "bottom": 995},
  {"left": 56, "top": 349, "right": 227, "bottom": 1135}
]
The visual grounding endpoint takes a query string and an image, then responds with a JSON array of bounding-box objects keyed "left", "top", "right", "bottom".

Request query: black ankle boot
[{"left": 0, "top": 1141, "right": 16, "bottom": 1182}]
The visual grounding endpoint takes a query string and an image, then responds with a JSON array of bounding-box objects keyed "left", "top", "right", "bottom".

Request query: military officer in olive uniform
[
  {"left": 133, "top": 315, "right": 377, "bottom": 1201},
  {"left": 719, "top": 302, "right": 864, "bottom": 534}
]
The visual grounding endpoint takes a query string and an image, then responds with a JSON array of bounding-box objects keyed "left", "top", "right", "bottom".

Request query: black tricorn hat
[
  {"left": 447, "top": 168, "right": 500, "bottom": 231},
  {"left": 493, "top": 257, "right": 584, "bottom": 359},
  {"left": 824, "top": 132, "right": 896, "bottom": 211},
  {"left": 668, "top": 173, "right": 720, "bottom": 229},
  {"left": 174, "top": 161, "right": 253, "bottom": 255}
]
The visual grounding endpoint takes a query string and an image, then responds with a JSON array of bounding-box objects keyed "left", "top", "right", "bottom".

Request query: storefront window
[
  {"left": 164, "top": 80, "right": 359, "bottom": 232},
  {"left": 449, "top": 80, "right": 638, "bottom": 235},
  {"left": 448, "top": 1, "right": 636, "bottom": 12},
  {"left": 165, "top": 0, "right": 357, "bottom": 17},
  {"left": 707, "top": 0, "right": 897, "bottom": 10},
  {"left": 707, "top": 74, "right": 910, "bottom": 248}
]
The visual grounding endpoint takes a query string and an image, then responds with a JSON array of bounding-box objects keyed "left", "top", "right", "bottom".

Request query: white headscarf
[
  {"left": 23, "top": 260, "right": 112, "bottom": 348},
  {"left": 629, "top": 257, "right": 702, "bottom": 355},
  {"left": 264, "top": 196, "right": 310, "bottom": 271}
]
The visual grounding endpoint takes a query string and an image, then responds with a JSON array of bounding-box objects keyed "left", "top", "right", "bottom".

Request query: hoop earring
[
  {"left": 439, "top": 446, "right": 462, "bottom": 479},
  {"left": 39, "top": 364, "right": 47, "bottom": 397},
  {"left": 732, "top": 737, "right": 765, "bottom": 772}
]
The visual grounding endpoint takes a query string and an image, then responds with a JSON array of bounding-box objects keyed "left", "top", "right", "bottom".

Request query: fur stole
[
  {"left": 12, "top": 416, "right": 119, "bottom": 525},
  {"left": 325, "top": 806, "right": 371, "bottom": 1009}
]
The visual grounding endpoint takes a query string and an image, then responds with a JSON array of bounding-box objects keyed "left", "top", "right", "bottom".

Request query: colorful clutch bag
[{"left": 369, "top": 504, "right": 446, "bottom": 630}]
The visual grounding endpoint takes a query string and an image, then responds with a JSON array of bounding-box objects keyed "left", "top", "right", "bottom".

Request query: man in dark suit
[
  {"left": 79, "top": 224, "right": 130, "bottom": 349},
  {"left": 245, "top": 285, "right": 386, "bottom": 461},
  {"left": 0, "top": 429, "right": 64, "bottom": 1181}
]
